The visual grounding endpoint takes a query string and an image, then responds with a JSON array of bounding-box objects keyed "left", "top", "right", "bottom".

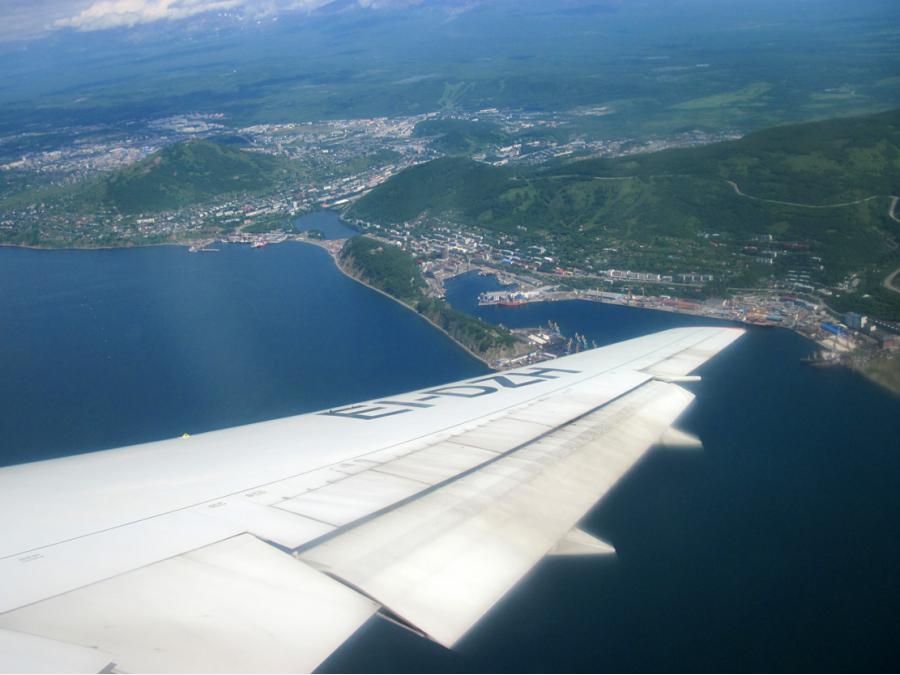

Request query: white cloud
[
  {"left": 51, "top": 0, "right": 331, "bottom": 31},
  {"left": 54, "top": 0, "right": 233, "bottom": 30},
  {"left": 0, "top": 0, "right": 452, "bottom": 40}
]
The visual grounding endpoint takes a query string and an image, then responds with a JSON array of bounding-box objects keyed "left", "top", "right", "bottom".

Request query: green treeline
[
  {"left": 339, "top": 236, "right": 518, "bottom": 358},
  {"left": 413, "top": 297, "right": 518, "bottom": 356},
  {"left": 340, "top": 235, "right": 426, "bottom": 304}
]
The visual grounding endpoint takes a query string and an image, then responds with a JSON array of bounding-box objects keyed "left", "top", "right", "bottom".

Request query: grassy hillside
[
  {"left": 413, "top": 119, "right": 509, "bottom": 155},
  {"left": 352, "top": 110, "right": 900, "bottom": 312},
  {"left": 81, "top": 139, "right": 291, "bottom": 214}
]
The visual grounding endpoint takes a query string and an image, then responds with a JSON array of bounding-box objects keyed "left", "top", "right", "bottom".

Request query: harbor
[
  {"left": 176, "top": 211, "right": 900, "bottom": 380},
  {"left": 475, "top": 281, "right": 900, "bottom": 366}
]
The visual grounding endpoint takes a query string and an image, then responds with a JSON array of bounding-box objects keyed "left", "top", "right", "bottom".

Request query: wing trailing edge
[
  {"left": 297, "top": 379, "right": 697, "bottom": 648},
  {"left": 549, "top": 528, "right": 616, "bottom": 556},
  {"left": 0, "top": 535, "right": 377, "bottom": 674}
]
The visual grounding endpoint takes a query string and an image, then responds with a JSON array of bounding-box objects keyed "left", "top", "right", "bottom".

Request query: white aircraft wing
[{"left": 0, "top": 326, "right": 743, "bottom": 673}]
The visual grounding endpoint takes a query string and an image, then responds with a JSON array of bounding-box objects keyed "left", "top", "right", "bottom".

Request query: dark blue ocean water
[
  {"left": 1, "top": 249, "right": 899, "bottom": 671},
  {"left": 0, "top": 242, "right": 485, "bottom": 465}
]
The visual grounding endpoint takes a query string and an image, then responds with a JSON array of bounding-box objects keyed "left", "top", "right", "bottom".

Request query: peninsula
[{"left": 335, "top": 236, "right": 530, "bottom": 368}]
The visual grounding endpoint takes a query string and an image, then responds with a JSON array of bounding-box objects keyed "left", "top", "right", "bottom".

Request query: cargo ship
[{"left": 801, "top": 350, "right": 841, "bottom": 366}]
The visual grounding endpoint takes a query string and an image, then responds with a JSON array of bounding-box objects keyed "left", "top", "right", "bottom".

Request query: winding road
[
  {"left": 540, "top": 173, "right": 900, "bottom": 290},
  {"left": 727, "top": 182, "right": 900, "bottom": 294},
  {"left": 884, "top": 266, "right": 900, "bottom": 294},
  {"left": 725, "top": 180, "right": 885, "bottom": 209}
]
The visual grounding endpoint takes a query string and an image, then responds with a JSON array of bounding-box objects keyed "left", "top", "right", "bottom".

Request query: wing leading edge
[{"left": 0, "top": 326, "right": 743, "bottom": 672}]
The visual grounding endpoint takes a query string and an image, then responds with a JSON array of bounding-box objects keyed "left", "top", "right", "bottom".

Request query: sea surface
[
  {"left": 0, "top": 240, "right": 485, "bottom": 465},
  {"left": 1, "top": 239, "right": 899, "bottom": 672}
]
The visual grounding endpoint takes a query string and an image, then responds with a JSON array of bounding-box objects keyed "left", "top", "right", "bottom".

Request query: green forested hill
[
  {"left": 354, "top": 157, "right": 515, "bottom": 223},
  {"left": 339, "top": 236, "right": 520, "bottom": 360},
  {"left": 339, "top": 235, "right": 426, "bottom": 304},
  {"left": 413, "top": 119, "right": 509, "bottom": 155},
  {"left": 352, "top": 110, "right": 900, "bottom": 300},
  {"left": 80, "top": 140, "right": 292, "bottom": 214},
  {"left": 565, "top": 108, "right": 900, "bottom": 204}
]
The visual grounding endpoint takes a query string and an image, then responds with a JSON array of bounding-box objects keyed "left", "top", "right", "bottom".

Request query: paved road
[
  {"left": 725, "top": 180, "right": 882, "bottom": 209},
  {"left": 884, "top": 266, "right": 900, "bottom": 294}
]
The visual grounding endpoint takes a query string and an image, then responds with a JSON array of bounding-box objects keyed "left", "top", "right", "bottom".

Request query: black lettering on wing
[{"left": 322, "top": 404, "right": 410, "bottom": 420}]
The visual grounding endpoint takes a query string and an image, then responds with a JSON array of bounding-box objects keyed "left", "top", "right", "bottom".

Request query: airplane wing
[{"left": 0, "top": 326, "right": 743, "bottom": 673}]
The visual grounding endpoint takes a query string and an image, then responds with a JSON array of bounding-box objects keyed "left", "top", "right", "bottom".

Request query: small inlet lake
[{"left": 292, "top": 210, "right": 359, "bottom": 240}]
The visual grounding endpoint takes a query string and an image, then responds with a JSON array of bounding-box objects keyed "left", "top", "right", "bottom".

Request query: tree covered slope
[
  {"left": 82, "top": 139, "right": 292, "bottom": 214},
  {"left": 352, "top": 109, "right": 900, "bottom": 290}
]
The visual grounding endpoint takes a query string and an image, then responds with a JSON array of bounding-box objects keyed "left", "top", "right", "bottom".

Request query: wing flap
[
  {"left": 299, "top": 380, "right": 695, "bottom": 647},
  {"left": 373, "top": 442, "right": 499, "bottom": 485},
  {"left": 188, "top": 498, "right": 337, "bottom": 549},
  {"left": 0, "top": 510, "right": 241, "bottom": 615},
  {"left": 0, "top": 535, "right": 378, "bottom": 674},
  {"left": 276, "top": 470, "right": 427, "bottom": 527},
  {"left": 448, "top": 417, "right": 555, "bottom": 453},
  {"left": 0, "top": 629, "right": 114, "bottom": 674}
]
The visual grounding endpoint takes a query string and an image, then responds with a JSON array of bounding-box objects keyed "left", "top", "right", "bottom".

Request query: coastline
[
  {"left": 7, "top": 234, "right": 897, "bottom": 391},
  {"left": 475, "top": 292, "right": 900, "bottom": 395},
  {"left": 0, "top": 240, "right": 193, "bottom": 252},
  {"left": 294, "top": 236, "right": 498, "bottom": 370},
  {"left": 852, "top": 351, "right": 900, "bottom": 397},
  {"left": 0, "top": 233, "right": 495, "bottom": 369}
]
